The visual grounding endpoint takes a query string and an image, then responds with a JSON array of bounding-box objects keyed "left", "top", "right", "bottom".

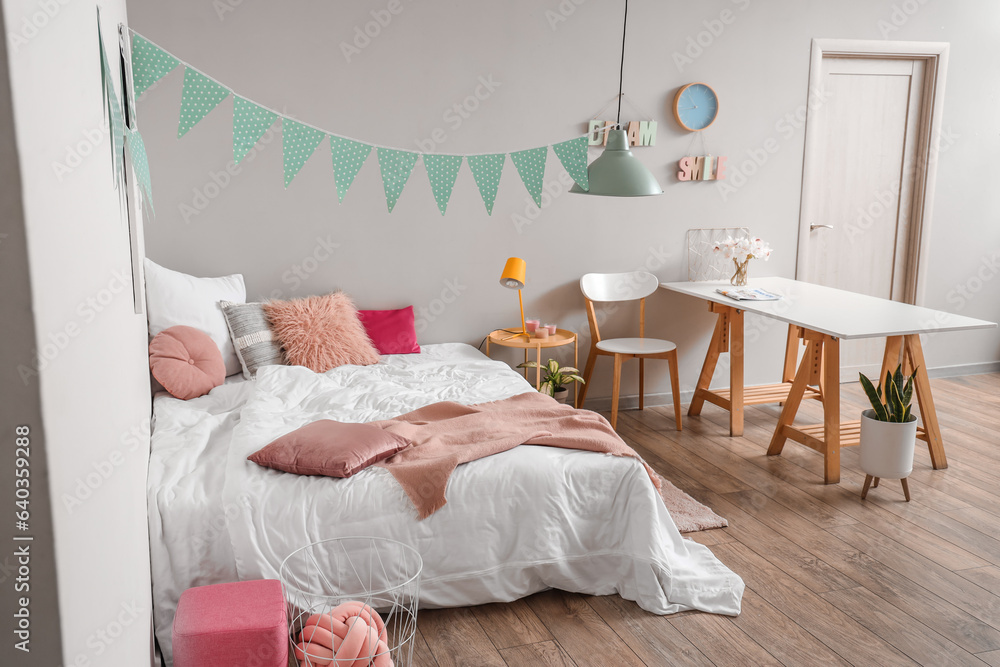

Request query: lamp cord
[{"left": 616, "top": 0, "right": 628, "bottom": 129}]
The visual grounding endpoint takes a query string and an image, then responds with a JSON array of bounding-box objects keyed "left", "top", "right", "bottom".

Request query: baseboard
[
  {"left": 580, "top": 361, "right": 1000, "bottom": 412},
  {"left": 926, "top": 360, "right": 1000, "bottom": 379}
]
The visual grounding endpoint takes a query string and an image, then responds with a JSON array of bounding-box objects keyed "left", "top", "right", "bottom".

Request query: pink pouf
[{"left": 172, "top": 579, "right": 288, "bottom": 667}]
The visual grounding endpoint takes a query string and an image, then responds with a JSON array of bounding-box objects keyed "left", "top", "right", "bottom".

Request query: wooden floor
[{"left": 412, "top": 373, "right": 1000, "bottom": 667}]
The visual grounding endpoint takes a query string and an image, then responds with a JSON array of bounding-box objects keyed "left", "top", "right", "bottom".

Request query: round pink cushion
[
  {"left": 149, "top": 325, "right": 225, "bottom": 400},
  {"left": 295, "top": 603, "right": 392, "bottom": 667}
]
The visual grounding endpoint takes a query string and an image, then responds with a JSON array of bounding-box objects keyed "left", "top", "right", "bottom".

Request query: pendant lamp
[{"left": 571, "top": 0, "right": 662, "bottom": 197}]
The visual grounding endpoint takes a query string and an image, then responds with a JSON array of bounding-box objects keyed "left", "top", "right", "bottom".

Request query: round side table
[{"left": 485, "top": 329, "right": 579, "bottom": 407}]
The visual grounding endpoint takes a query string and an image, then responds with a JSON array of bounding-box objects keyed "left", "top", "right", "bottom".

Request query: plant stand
[{"left": 861, "top": 475, "right": 910, "bottom": 502}]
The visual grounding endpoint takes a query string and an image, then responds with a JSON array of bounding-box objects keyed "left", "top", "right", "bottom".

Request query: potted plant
[
  {"left": 858, "top": 363, "right": 918, "bottom": 501},
  {"left": 517, "top": 358, "right": 585, "bottom": 404}
]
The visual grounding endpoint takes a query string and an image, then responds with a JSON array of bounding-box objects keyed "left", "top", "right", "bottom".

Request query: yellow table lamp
[{"left": 499, "top": 257, "right": 529, "bottom": 340}]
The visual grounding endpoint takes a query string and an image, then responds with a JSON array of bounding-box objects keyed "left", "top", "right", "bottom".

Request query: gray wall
[
  {"left": 2, "top": 1, "right": 154, "bottom": 665},
  {"left": 0, "top": 8, "right": 62, "bottom": 665},
  {"left": 131, "top": 0, "right": 1000, "bottom": 405}
]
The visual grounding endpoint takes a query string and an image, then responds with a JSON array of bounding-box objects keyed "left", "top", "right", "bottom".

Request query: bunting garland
[
  {"left": 330, "top": 136, "right": 372, "bottom": 203},
  {"left": 178, "top": 68, "right": 230, "bottom": 137},
  {"left": 99, "top": 14, "right": 154, "bottom": 214},
  {"left": 376, "top": 148, "right": 420, "bottom": 213},
  {"left": 282, "top": 119, "right": 326, "bottom": 187},
  {"left": 422, "top": 154, "right": 463, "bottom": 215},
  {"left": 128, "top": 29, "right": 596, "bottom": 215},
  {"left": 233, "top": 97, "right": 277, "bottom": 164},
  {"left": 467, "top": 153, "right": 506, "bottom": 215},
  {"left": 509, "top": 147, "right": 548, "bottom": 207}
]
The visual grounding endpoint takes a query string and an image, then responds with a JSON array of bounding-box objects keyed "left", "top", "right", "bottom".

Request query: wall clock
[{"left": 672, "top": 83, "right": 719, "bottom": 132}]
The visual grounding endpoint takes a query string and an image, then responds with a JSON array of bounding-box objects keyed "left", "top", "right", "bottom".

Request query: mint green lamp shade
[{"left": 570, "top": 129, "right": 662, "bottom": 197}]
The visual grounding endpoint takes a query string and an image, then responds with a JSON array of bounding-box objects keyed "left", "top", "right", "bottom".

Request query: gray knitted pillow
[{"left": 219, "top": 300, "right": 286, "bottom": 379}]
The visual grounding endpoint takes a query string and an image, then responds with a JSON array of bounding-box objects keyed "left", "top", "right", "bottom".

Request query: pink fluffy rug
[{"left": 655, "top": 473, "right": 728, "bottom": 532}]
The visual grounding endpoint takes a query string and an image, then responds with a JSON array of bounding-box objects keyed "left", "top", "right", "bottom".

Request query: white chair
[{"left": 578, "top": 271, "right": 681, "bottom": 431}]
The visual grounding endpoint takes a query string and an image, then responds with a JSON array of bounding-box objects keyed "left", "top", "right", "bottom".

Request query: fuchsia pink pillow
[
  {"left": 358, "top": 306, "right": 420, "bottom": 355},
  {"left": 264, "top": 292, "right": 380, "bottom": 373},
  {"left": 149, "top": 325, "right": 226, "bottom": 400},
  {"left": 248, "top": 420, "right": 410, "bottom": 478}
]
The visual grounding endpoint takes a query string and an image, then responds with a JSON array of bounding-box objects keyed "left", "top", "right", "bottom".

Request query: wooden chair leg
[
  {"left": 578, "top": 349, "right": 598, "bottom": 408},
  {"left": 638, "top": 358, "right": 645, "bottom": 411},
  {"left": 901, "top": 478, "right": 911, "bottom": 502},
  {"left": 861, "top": 474, "right": 873, "bottom": 499},
  {"left": 872, "top": 477, "right": 880, "bottom": 488},
  {"left": 610, "top": 354, "right": 623, "bottom": 430},
  {"left": 668, "top": 350, "right": 682, "bottom": 431}
]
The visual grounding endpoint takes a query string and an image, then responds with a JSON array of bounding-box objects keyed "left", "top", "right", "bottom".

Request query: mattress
[{"left": 148, "top": 343, "right": 743, "bottom": 665}]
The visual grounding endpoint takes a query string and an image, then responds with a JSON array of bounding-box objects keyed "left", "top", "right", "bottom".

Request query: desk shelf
[{"left": 784, "top": 420, "right": 930, "bottom": 453}]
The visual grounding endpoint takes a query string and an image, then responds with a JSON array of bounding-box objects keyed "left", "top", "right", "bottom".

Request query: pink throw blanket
[{"left": 373, "top": 392, "right": 661, "bottom": 518}]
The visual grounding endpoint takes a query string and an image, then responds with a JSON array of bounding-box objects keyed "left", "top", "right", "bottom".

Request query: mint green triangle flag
[
  {"left": 126, "top": 128, "right": 154, "bottom": 216},
  {"left": 467, "top": 153, "right": 506, "bottom": 215},
  {"left": 510, "top": 146, "right": 548, "bottom": 207},
  {"left": 178, "top": 68, "right": 230, "bottom": 138},
  {"left": 282, "top": 119, "right": 326, "bottom": 187},
  {"left": 330, "top": 136, "right": 372, "bottom": 203},
  {"left": 233, "top": 97, "right": 277, "bottom": 164},
  {"left": 422, "top": 154, "right": 463, "bottom": 215},
  {"left": 376, "top": 148, "right": 419, "bottom": 213},
  {"left": 130, "top": 33, "right": 179, "bottom": 97},
  {"left": 552, "top": 136, "right": 590, "bottom": 192},
  {"left": 99, "top": 22, "right": 124, "bottom": 185}
]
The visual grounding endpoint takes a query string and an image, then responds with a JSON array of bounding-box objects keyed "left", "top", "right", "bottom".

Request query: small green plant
[
  {"left": 859, "top": 363, "right": 917, "bottom": 423},
  {"left": 517, "top": 358, "right": 585, "bottom": 397}
]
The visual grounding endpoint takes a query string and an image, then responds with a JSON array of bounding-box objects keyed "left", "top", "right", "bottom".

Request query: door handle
[{"left": 810, "top": 224, "right": 834, "bottom": 231}]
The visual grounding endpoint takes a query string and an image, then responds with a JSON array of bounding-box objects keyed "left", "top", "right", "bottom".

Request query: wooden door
[{"left": 796, "top": 47, "right": 943, "bottom": 380}]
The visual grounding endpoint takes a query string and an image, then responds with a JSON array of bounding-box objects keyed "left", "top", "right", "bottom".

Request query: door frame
[{"left": 794, "top": 38, "right": 950, "bottom": 306}]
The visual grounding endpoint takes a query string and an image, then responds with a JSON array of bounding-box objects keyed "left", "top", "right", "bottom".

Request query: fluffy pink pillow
[
  {"left": 358, "top": 306, "right": 420, "bottom": 355},
  {"left": 149, "top": 325, "right": 226, "bottom": 400},
  {"left": 248, "top": 420, "right": 410, "bottom": 478},
  {"left": 264, "top": 293, "right": 380, "bottom": 373}
]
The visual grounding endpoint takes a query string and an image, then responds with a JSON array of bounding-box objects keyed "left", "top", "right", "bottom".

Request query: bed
[{"left": 148, "top": 343, "right": 744, "bottom": 665}]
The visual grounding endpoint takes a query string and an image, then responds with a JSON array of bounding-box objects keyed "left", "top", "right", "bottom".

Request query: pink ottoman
[{"left": 172, "top": 579, "right": 288, "bottom": 667}]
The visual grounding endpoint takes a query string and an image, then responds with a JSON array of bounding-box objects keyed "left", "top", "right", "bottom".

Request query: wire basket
[{"left": 280, "top": 537, "right": 422, "bottom": 667}]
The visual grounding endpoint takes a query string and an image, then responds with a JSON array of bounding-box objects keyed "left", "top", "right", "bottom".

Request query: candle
[
  {"left": 525, "top": 319, "right": 540, "bottom": 333},
  {"left": 535, "top": 327, "right": 549, "bottom": 339},
  {"left": 545, "top": 324, "right": 558, "bottom": 335}
]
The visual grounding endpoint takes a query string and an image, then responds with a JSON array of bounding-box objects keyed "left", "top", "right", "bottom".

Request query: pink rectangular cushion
[
  {"left": 172, "top": 579, "right": 287, "bottom": 667},
  {"left": 358, "top": 306, "right": 421, "bottom": 355},
  {"left": 248, "top": 420, "right": 410, "bottom": 478}
]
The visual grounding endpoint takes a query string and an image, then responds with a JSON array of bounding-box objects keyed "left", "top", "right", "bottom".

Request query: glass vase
[{"left": 731, "top": 257, "right": 751, "bottom": 286}]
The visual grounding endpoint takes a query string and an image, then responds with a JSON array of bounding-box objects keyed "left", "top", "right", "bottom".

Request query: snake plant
[
  {"left": 516, "top": 358, "right": 585, "bottom": 397},
  {"left": 859, "top": 363, "right": 917, "bottom": 423}
]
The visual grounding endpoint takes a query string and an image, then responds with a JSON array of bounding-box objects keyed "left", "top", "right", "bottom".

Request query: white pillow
[{"left": 144, "top": 258, "right": 246, "bottom": 376}]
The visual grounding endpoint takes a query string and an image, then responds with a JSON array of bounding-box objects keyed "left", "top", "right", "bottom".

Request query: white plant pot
[
  {"left": 859, "top": 409, "right": 917, "bottom": 479},
  {"left": 553, "top": 388, "right": 571, "bottom": 405}
]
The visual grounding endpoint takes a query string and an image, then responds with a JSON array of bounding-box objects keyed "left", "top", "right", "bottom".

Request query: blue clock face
[{"left": 674, "top": 83, "right": 719, "bottom": 131}]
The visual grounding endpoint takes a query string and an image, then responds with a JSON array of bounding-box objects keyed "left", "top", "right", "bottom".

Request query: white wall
[
  {"left": 130, "top": 0, "right": 1000, "bottom": 406},
  {"left": 2, "top": 0, "right": 154, "bottom": 665}
]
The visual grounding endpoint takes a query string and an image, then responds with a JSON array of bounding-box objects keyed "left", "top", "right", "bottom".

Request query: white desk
[{"left": 660, "top": 277, "right": 996, "bottom": 483}]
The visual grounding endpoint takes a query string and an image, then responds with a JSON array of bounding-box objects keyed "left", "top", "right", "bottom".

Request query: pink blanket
[{"left": 373, "top": 392, "right": 661, "bottom": 518}]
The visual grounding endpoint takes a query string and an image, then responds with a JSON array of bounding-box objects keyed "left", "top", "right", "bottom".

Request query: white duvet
[{"left": 149, "top": 344, "right": 743, "bottom": 665}]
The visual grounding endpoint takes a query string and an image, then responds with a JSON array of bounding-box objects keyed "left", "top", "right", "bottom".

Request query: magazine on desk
[{"left": 715, "top": 287, "right": 781, "bottom": 301}]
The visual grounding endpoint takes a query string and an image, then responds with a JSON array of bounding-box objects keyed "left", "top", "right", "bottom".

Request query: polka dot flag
[
  {"left": 467, "top": 153, "right": 506, "bottom": 215},
  {"left": 130, "top": 33, "right": 179, "bottom": 97},
  {"left": 233, "top": 96, "right": 277, "bottom": 164},
  {"left": 126, "top": 128, "right": 154, "bottom": 215},
  {"left": 99, "top": 21, "right": 124, "bottom": 184},
  {"left": 178, "top": 68, "right": 230, "bottom": 138},
  {"left": 509, "top": 146, "right": 547, "bottom": 207},
  {"left": 552, "top": 136, "right": 590, "bottom": 192},
  {"left": 422, "top": 154, "right": 463, "bottom": 215},
  {"left": 330, "top": 136, "right": 373, "bottom": 203},
  {"left": 376, "top": 148, "right": 419, "bottom": 213},
  {"left": 282, "top": 119, "right": 326, "bottom": 188}
]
